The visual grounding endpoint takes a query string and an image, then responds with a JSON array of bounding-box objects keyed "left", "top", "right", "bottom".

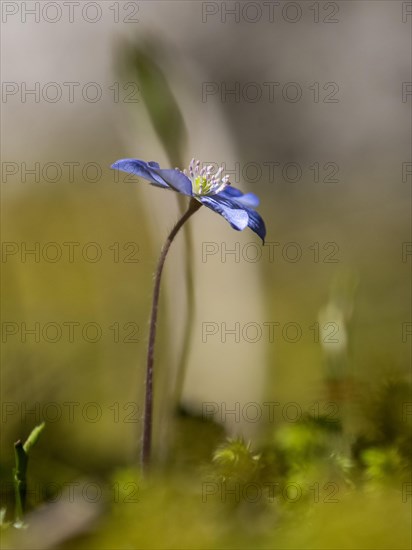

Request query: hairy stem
[{"left": 141, "top": 198, "right": 201, "bottom": 472}]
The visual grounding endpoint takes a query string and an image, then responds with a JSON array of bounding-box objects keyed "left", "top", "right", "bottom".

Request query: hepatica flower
[
  {"left": 111, "top": 158, "right": 266, "bottom": 242},
  {"left": 111, "top": 157, "right": 266, "bottom": 472}
]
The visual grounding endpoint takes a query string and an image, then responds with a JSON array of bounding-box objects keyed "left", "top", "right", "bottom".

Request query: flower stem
[{"left": 141, "top": 198, "right": 201, "bottom": 472}]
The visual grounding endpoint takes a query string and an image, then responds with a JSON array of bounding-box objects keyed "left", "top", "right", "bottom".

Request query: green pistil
[{"left": 193, "top": 175, "right": 211, "bottom": 195}]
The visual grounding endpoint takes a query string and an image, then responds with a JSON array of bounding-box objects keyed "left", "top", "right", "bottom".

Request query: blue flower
[{"left": 111, "top": 158, "right": 266, "bottom": 243}]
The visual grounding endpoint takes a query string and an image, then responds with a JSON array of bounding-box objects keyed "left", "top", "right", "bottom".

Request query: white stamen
[{"left": 185, "top": 158, "right": 230, "bottom": 196}]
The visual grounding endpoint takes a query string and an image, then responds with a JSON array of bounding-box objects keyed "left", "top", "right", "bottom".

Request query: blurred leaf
[
  {"left": 121, "top": 40, "right": 187, "bottom": 167},
  {"left": 23, "top": 422, "right": 45, "bottom": 455}
]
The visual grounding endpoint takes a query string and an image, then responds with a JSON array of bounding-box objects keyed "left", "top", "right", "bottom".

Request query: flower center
[{"left": 184, "top": 158, "right": 230, "bottom": 196}]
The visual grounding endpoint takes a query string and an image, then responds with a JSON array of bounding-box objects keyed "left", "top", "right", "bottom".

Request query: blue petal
[
  {"left": 219, "top": 186, "right": 243, "bottom": 198},
  {"left": 199, "top": 195, "right": 249, "bottom": 231},
  {"left": 202, "top": 193, "right": 266, "bottom": 242},
  {"left": 220, "top": 186, "right": 260, "bottom": 208},
  {"left": 245, "top": 208, "right": 266, "bottom": 244},
  {"left": 150, "top": 168, "right": 193, "bottom": 196},
  {"left": 111, "top": 159, "right": 170, "bottom": 188}
]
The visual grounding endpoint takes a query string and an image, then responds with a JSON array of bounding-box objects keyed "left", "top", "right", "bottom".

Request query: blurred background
[{"left": 1, "top": 1, "right": 411, "bottom": 548}]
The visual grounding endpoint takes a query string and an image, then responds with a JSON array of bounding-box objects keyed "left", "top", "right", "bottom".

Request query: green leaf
[
  {"left": 23, "top": 421, "right": 45, "bottom": 454},
  {"left": 122, "top": 41, "right": 187, "bottom": 168}
]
